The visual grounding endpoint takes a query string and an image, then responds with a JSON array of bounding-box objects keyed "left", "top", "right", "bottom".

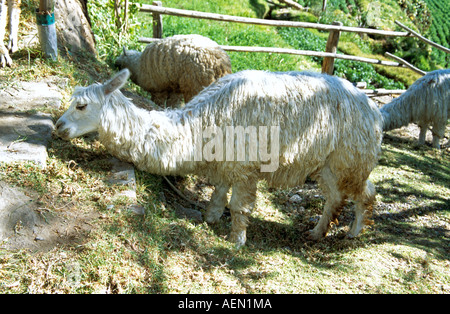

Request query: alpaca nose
[
  {"left": 55, "top": 120, "right": 65, "bottom": 131},
  {"left": 55, "top": 120, "right": 69, "bottom": 139}
]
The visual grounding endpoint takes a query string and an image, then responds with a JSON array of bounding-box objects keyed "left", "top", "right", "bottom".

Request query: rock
[
  {"left": 174, "top": 203, "right": 203, "bottom": 223},
  {"left": 55, "top": 0, "right": 96, "bottom": 56},
  {"left": 0, "top": 80, "right": 63, "bottom": 111},
  {"left": 0, "top": 112, "right": 54, "bottom": 167},
  {"left": 0, "top": 79, "right": 63, "bottom": 168},
  {"left": 128, "top": 204, "right": 145, "bottom": 215},
  {"left": 107, "top": 158, "right": 137, "bottom": 199},
  {"left": 0, "top": 181, "right": 42, "bottom": 242},
  {"left": 289, "top": 194, "right": 303, "bottom": 203}
]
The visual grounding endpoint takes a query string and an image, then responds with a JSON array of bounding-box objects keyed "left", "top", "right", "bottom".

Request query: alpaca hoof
[
  {"left": 204, "top": 212, "right": 221, "bottom": 224},
  {"left": 0, "top": 51, "right": 12, "bottom": 68},
  {"left": 348, "top": 219, "right": 370, "bottom": 238},
  {"left": 229, "top": 230, "right": 246, "bottom": 248},
  {"left": 8, "top": 39, "right": 18, "bottom": 54},
  {"left": 307, "top": 229, "right": 325, "bottom": 241},
  {"left": 347, "top": 229, "right": 363, "bottom": 239},
  {"left": 204, "top": 207, "right": 224, "bottom": 224}
]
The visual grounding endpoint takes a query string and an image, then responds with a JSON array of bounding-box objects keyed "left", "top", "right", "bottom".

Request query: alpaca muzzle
[{"left": 55, "top": 120, "right": 70, "bottom": 140}]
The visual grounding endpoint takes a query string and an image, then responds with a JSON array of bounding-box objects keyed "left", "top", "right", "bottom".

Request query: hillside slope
[
  {"left": 118, "top": 0, "right": 445, "bottom": 87},
  {"left": 424, "top": 0, "right": 450, "bottom": 68}
]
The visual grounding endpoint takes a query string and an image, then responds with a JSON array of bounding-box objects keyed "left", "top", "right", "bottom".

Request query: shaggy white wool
[
  {"left": 380, "top": 69, "right": 450, "bottom": 148},
  {"left": 115, "top": 34, "right": 232, "bottom": 106},
  {"left": 56, "top": 69, "right": 383, "bottom": 247}
]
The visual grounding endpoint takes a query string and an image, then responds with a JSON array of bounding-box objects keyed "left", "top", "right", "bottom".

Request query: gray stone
[
  {"left": 0, "top": 78, "right": 63, "bottom": 167},
  {"left": 128, "top": 204, "right": 146, "bottom": 215},
  {"left": 55, "top": 0, "right": 96, "bottom": 55},
  {"left": 289, "top": 194, "right": 303, "bottom": 203},
  {"left": 107, "top": 157, "right": 137, "bottom": 199},
  {"left": 0, "top": 80, "right": 63, "bottom": 111},
  {"left": 174, "top": 203, "right": 203, "bottom": 223},
  {"left": 0, "top": 112, "right": 54, "bottom": 167},
  {"left": 0, "top": 181, "right": 41, "bottom": 242}
]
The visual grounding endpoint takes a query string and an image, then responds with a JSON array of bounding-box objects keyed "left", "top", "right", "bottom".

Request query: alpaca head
[
  {"left": 55, "top": 69, "right": 131, "bottom": 140},
  {"left": 115, "top": 47, "right": 141, "bottom": 71}
]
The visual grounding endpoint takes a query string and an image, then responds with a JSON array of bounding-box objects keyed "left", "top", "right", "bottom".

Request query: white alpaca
[
  {"left": 115, "top": 34, "right": 232, "bottom": 107},
  {"left": 380, "top": 69, "right": 450, "bottom": 149},
  {"left": 56, "top": 69, "right": 383, "bottom": 247},
  {"left": 0, "top": 0, "right": 20, "bottom": 67}
]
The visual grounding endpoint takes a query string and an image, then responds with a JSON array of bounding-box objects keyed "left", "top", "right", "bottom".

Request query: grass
[
  {"left": 1, "top": 104, "right": 449, "bottom": 294},
  {"left": 134, "top": 0, "right": 321, "bottom": 73},
  {"left": 130, "top": 0, "right": 427, "bottom": 87},
  {"left": 1, "top": 0, "right": 449, "bottom": 294}
]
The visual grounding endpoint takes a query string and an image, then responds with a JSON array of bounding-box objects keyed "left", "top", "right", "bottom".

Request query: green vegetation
[
  {"left": 424, "top": 0, "right": 450, "bottom": 68},
  {"left": 88, "top": 0, "right": 448, "bottom": 87},
  {"left": 277, "top": 27, "right": 405, "bottom": 88},
  {"left": 308, "top": 0, "right": 448, "bottom": 71},
  {"left": 135, "top": 0, "right": 319, "bottom": 72},
  {"left": 1, "top": 127, "right": 449, "bottom": 293}
]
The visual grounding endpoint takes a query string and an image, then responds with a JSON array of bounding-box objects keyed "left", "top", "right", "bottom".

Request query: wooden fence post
[
  {"left": 152, "top": 1, "right": 163, "bottom": 38},
  {"left": 321, "top": 21, "right": 342, "bottom": 75},
  {"left": 37, "top": 0, "right": 58, "bottom": 60}
]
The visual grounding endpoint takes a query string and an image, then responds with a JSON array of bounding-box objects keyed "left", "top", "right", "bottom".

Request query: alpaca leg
[
  {"left": 418, "top": 124, "right": 428, "bottom": 146},
  {"left": 432, "top": 136, "right": 441, "bottom": 149},
  {"left": 309, "top": 167, "right": 346, "bottom": 240},
  {"left": 0, "top": 0, "right": 6, "bottom": 39},
  {"left": 7, "top": 0, "right": 21, "bottom": 53},
  {"left": 182, "top": 90, "right": 195, "bottom": 104},
  {"left": 348, "top": 180, "right": 376, "bottom": 238},
  {"left": 152, "top": 91, "right": 170, "bottom": 107},
  {"left": 431, "top": 123, "right": 446, "bottom": 149},
  {"left": 0, "top": 0, "right": 12, "bottom": 67},
  {"left": 228, "top": 181, "right": 257, "bottom": 247},
  {"left": 205, "top": 183, "right": 230, "bottom": 223}
]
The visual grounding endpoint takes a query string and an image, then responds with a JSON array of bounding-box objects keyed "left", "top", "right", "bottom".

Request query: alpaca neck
[
  {"left": 123, "top": 53, "right": 142, "bottom": 85},
  {"left": 98, "top": 92, "right": 197, "bottom": 175},
  {"left": 380, "top": 95, "right": 414, "bottom": 131}
]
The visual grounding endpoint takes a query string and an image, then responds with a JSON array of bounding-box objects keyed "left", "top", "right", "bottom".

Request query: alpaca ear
[
  {"left": 103, "top": 69, "right": 130, "bottom": 96},
  {"left": 122, "top": 46, "right": 127, "bottom": 56}
]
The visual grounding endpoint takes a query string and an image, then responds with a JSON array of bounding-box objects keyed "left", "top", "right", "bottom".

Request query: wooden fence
[{"left": 133, "top": 1, "right": 449, "bottom": 89}]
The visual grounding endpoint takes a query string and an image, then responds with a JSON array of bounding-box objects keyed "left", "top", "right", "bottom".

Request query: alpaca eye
[{"left": 76, "top": 104, "right": 87, "bottom": 111}]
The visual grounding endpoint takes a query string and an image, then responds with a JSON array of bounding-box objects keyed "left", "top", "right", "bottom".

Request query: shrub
[{"left": 88, "top": 0, "right": 142, "bottom": 64}]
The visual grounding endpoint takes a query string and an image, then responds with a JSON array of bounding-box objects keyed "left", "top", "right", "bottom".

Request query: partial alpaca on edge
[
  {"left": 56, "top": 69, "right": 383, "bottom": 247},
  {"left": 0, "top": 0, "right": 21, "bottom": 67},
  {"left": 115, "top": 34, "right": 232, "bottom": 107},
  {"left": 380, "top": 69, "right": 450, "bottom": 149}
]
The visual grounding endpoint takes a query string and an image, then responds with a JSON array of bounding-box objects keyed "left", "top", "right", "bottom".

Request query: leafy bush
[
  {"left": 278, "top": 27, "right": 327, "bottom": 62},
  {"left": 397, "top": 0, "right": 431, "bottom": 33},
  {"left": 88, "top": 0, "right": 142, "bottom": 64},
  {"left": 334, "top": 59, "right": 405, "bottom": 89}
]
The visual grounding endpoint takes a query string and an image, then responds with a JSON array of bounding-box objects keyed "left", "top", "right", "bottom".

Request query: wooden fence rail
[
  {"left": 136, "top": 2, "right": 412, "bottom": 37},
  {"left": 395, "top": 21, "right": 450, "bottom": 54},
  {"left": 133, "top": 2, "right": 443, "bottom": 78},
  {"left": 139, "top": 36, "right": 403, "bottom": 67}
]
